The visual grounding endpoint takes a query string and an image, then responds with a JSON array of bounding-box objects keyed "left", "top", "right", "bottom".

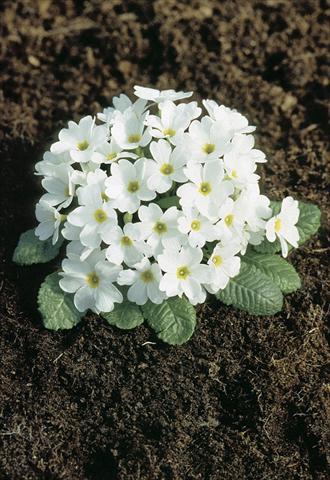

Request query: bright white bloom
[
  {"left": 179, "top": 116, "right": 231, "bottom": 164},
  {"left": 91, "top": 139, "right": 137, "bottom": 165},
  {"left": 177, "top": 160, "right": 234, "bottom": 220},
  {"left": 118, "top": 257, "right": 165, "bottom": 305},
  {"left": 137, "top": 203, "right": 184, "bottom": 256},
  {"left": 67, "top": 183, "right": 117, "bottom": 248},
  {"left": 111, "top": 109, "right": 151, "bottom": 150},
  {"left": 51, "top": 116, "right": 107, "bottom": 163},
  {"left": 134, "top": 85, "right": 193, "bottom": 103},
  {"left": 35, "top": 151, "right": 73, "bottom": 175},
  {"left": 158, "top": 246, "right": 209, "bottom": 305},
  {"left": 31, "top": 88, "right": 302, "bottom": 314},
  {"left": 146, "top": 100, "right": 201, "bottom": 144},
  {"left": 97, "top": 94, "right": 147, "bottom": 124},
  {"left": 35, "top": 200, "right": 63, "bottom": 244},
  {"left": 59, "top": 249, "right": 122, "bottom": 313},
  {"left": 178, "top": 207, "right": 218, "bottom": 248},
  {"left": 40, "top": 163, "right": 75, "bottom": 209},
  {"left": 105, "top": 223, "right": 151, "bottom": 266},
  {"left": 206, "top": 243, "right": 241, "bottom": 293},
  {"left": 105, "top": 158, "right": 156, "bottom": 213},
  {"left": 266, "top": 196, "right": 300, "bottom": 257},
  {"left": 147, "top": 140, "right": 187, "bottom": 193},
  {"left": 203, "top": 101, "right": 255, "bottom": 135},
  {"left": 216, "top": 198, "right": 246, "bottom": 241}
]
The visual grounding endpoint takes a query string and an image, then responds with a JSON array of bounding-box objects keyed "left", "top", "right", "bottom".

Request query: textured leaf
[
  {"left": 155, "top": 196, "right": 180, "bottom": 209},
  {"left": 38, "top": 272, "right": 82, "bottom": 330},
  {"left": 216, "top": 262, "right": 283, "bottom": 316},
  {"left": 244, "top": 252, "right": 301, "bottom": 294},
  {"left": 101, "top": 301, "right": 144, "bottom": 330},
  {"left": 296, "top": 202, "right": 321, "bottom": 245},
  {"left": 142, "top": 297, "right": 196, "bottom": 345},
  {"left": 13, "top": 229, "right": 63, "bottom": 265}
]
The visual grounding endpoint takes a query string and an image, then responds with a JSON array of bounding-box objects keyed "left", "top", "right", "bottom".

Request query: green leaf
[
  {"left": 215, "top": 261, "right": 283, "bottom": 316},
  {"left": 101, "top": 301, "right": 144, "bottom": 330},
  {"left": 253, "top": 237, "right": 281, "bottom": 254},
  {"left": 296, "top": 202, "right": 321, "bottom": 246},
  {"left": 38, "top": 272, "right": 82, "bottom": 330},
  {"left": 13, "top": 229, "right": 63, "bottom": 265},
  {"left": 142, "top": 297, "right": 196, "bottom": 345},
  {"left": 155, "top": 196, "right": 180, "bottom": 209},
  {"left": 243, "top": 251, "right": 301, "bottom": 294}
]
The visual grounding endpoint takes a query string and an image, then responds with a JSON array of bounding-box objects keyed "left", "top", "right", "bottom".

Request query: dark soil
[{"left": 0, "top": 1, "right": 329, "bottom": 479}]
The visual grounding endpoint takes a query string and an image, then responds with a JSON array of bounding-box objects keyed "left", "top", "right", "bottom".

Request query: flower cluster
[{"left": 34, "top": 86, "right": 300, "bottom": 314}]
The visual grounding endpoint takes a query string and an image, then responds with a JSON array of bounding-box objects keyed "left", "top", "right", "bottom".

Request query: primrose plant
[{"left": 13, "top": 86, "right": 321, "bottom": 345}]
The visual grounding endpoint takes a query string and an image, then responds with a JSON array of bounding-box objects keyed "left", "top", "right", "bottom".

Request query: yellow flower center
[
  {"left": 225, "top": 214, "right": 234, "bottom": 227},
  {"left": 77, "top": 140, "right": 89, "bottom": 151},
  {"left": 191, "top": 220, "right": 201, "bottom": 231},
  {"left": 120, "top": 235, "right": 133, "bottom": 247},
  {"left": 202, "top": 143, "right": 215, "bottom": 154},
  {"left": 153, "top": 221, "right": 167, "bottom": 235},
  {"left": 231, "top": 169, "right": 237, "bottom": 178},
  {"left": 128, "top": 133, "right": 141, "bottom": 143},
  {"left": 94, "top": 208, "right": 108, "bottom": 223},
  {"left": 212, "top": 255, "right": 223, "bottom": 267},
  {"left": 275, "top": 218, "right": 282, "bottom": 233},
  {"left": 86, "top": 272, "right": 100, "bottom": 288},
  {"left": 176, "top": 265, "right": 190, "bottom": 280},
  {"left": 106, "top": 152, "right": 117, "bottom": 161},
  {"left": 160, "top": 163, "right": 174, "bottom": 176},
  {"left": 163, "top": 128, "right": 176, "bottom": 137},
  {"left": 199, "top": 182, "right": 212, "bottom": 196},
  {"left": 141, "top": 270, "right": 154, "bottom": 283},
  {"left": 127, "top": 180, "right": 140, "bottom": 193}
]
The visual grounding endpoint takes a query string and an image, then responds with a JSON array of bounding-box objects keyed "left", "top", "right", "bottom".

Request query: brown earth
[{"left": 0, "top": 1, "right": 329, "bottom": 479}]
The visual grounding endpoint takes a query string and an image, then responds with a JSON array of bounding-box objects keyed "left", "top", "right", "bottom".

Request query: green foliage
[
  {"left": 142, "top": 297, "right": 196, "bottom": 345},
  {"left": 13, "top": 229, "right": 63, "bottom": 265},
  {"left": 243, "top": 251, "right": 301, "bottom": 294},
  {"left": 155, "top": 195, "right": 180, "bottom": 209},
  {"left": 101, "top": 301, "right": 144, "bottom": 329},
  {"left": 296, "top": 202, "right": 321, "bottom": 246},
  {"left": 38, "top": 272, "right": 82, "bottom": 330},
  {"left": 216, "top": 261, "right": 283, "bottom": 316}
]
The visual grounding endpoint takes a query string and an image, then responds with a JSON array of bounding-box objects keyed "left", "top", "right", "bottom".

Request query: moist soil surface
[{"left": 0, "top": 1, "right": 329, "bottom": 479}]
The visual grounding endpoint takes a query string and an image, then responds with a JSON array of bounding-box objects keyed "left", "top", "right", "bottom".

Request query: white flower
[
  {"left": 105, "top": 223, "right": 151, "bottom": 266},
  {"left": 118, "top": 257, "right": 165, "bottom": 305},
  {"left": 158, "top": 246, "right": 209, "bottom": 305},
  {"left": 177, "top": 160, "right": 234, "bottom": 220},
  {"left": 216, "top": 198, "right": 246, "bottom": 241},
  {"left": 266, "top": 196, "right": 300, "bottom": 257},
  {"left": 35, "top": 151, "right": 73, "bottom": 175},
  {"left": 146, "top": 100, "right": 201, "bottom": 144},
  {"left": 59, "top": 249, "right": 122, "bottom": 313},
  {"left": 203, "top": 101, "right": 255, "bottom": 135},
  {"left": 136, "top": 203, "right": 184, "bottom": 256},
  {"left": 147, "top": 139, "right": 187, "bottom": 193},
  {"left": 97, "top": 94, "right": 147, "bottom": 124},
  {"left": 51, "top": 116, "right": 107, "bottom": 163},
  {"left": 111, "top": 109, "right": 151, "bottom": 150},
  {"left": 105, "top": 158, "right": 156, "bottom": 214},
  {"left": 205, "top": 243, "right": 241, "bottom": 293},
  {"left": 91, "top": 139, "right": 137, "bottom": 165},
  {"left": 179, "top": 116, "right": 231, "bottom": 164},
  {"left": 40, "top": 163, "right": 75, "bottom": 209},
  {"left": 35, "top": 200, "right": 64, "bottom": 244},
  {"left": 178, "top": 207, "right": 218, "bottom": 248},
  {"left": 67, "top": 183, "right": 118, "bottom": 248},
  {"left": 134, "top": 85, "right": 193, "bottom": 103},
  {"left": 235, "top": 186, "right": 272, "bottom": 234}
]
